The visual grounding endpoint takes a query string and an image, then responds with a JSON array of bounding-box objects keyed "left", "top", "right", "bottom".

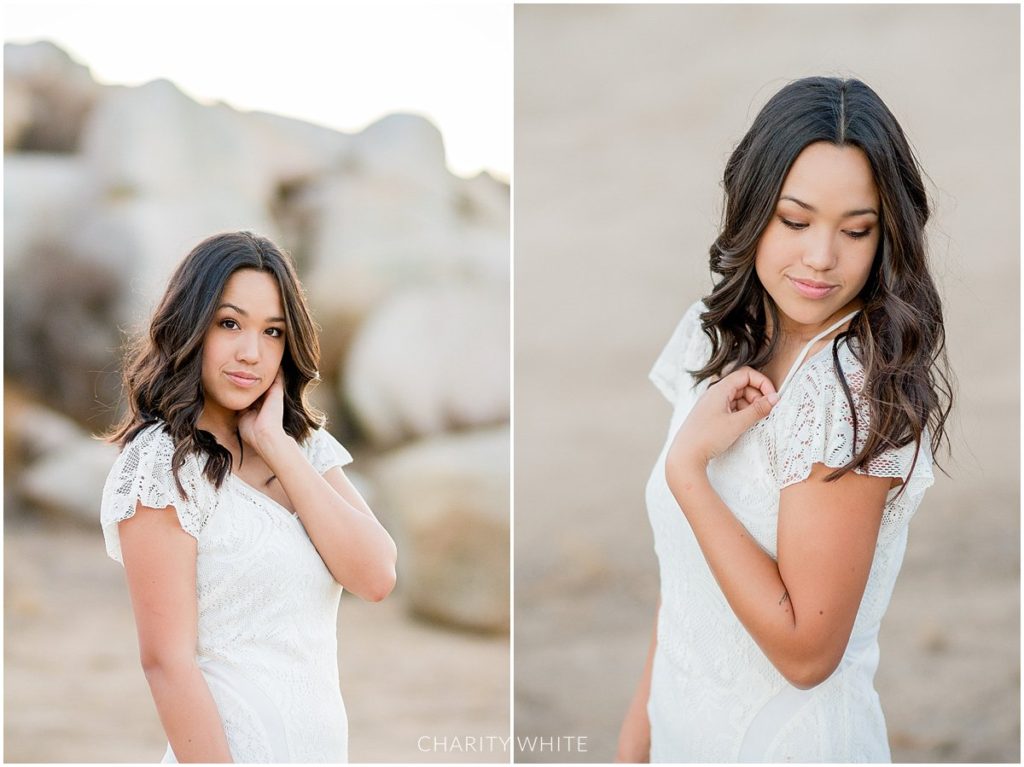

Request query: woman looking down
[{"left": 616, "top": 77, "right": 952, "bottom": 763}]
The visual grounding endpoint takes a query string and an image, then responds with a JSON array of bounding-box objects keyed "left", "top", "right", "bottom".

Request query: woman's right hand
[{"left": 667, "top": 365, "right": 779, "bottom": 470}]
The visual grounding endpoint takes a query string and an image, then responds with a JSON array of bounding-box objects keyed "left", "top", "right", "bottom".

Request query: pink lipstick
[
  {"left": 787, "top": 277, "right": 838, "bottom": 300},
  {"left": 225, "top": 371, "right": 260, "bottom": 388}
]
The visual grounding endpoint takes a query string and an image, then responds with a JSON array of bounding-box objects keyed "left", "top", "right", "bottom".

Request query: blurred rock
[
  {"left": 373, "top": 426, "right": 509, "bottom": 632},
  {"left": 3, "top": 153, "right": 93, "bottom": 272},
  {"left": 245, "top": 110, "right": 351, "bottom": 265},
  {"left": 244, "top": 109, "right": 351, "bottom": 190},
  {"left": 3, "top": 41, "right": 101, "bottom": 152},
  {"left": 4, "top": 388, "right": 88, "bottom": 467},
  {"left": 78, "top": 79, "right": 284, "bottom": 327},
  {"left": 3, "top": 41, "right": 509, "bottom": 447},
  {"left": 81, "top": 79, "right": 267, "bottom": 202},
  {"left": 299, "top": 115, "right": 509, "bottom": 374},
  {"left": 18, "top": 424, "right": 119, "bottom": 527},
  {"left": 3, "top": 153, "right": 126, "bottom": 426},
  {"left": 453, "top": 171, "right": 511, "bottom": 284},
  {"left": 457, "top": 170, "right": 510, "bottom": 231},
  {"left": 4, "top": 77, "right": 32, "bottom": 151},
  {"left": 344, "top": 282, "right": 509, "bottom": 448},
  {"left": 350, "top": 113, "right": 449, "bottom": 190}
]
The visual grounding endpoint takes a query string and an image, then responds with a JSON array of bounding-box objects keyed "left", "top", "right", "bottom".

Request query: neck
[{"left": 197, "top": 405, "right": 239, "bottom": 448}]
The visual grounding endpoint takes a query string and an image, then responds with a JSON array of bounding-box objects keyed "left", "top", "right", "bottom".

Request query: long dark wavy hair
[
  {"left": 695, "top": 76, "right": 953, "bottom": 482},
  {"left": 105, "top": 231, "right": 326, "bottom": 498}
]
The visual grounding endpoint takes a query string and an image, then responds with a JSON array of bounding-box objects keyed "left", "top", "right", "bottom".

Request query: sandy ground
[
  {"left": 4, "top": 513, "right": 509, "bottom": 763},
  {"left": 514, "top": 5, "right": 1019, "bottom": 763}
]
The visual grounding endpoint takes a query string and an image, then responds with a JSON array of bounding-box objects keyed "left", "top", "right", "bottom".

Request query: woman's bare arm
[
  {"left": 259, "top": 435, "right": 397, "bottom": 601},
  {"left": 119, "top": 502, "right": 233, "bottom": 762},
  {"left": 664, "top": 458, "right": 889, "bottom": 688},
  {"left": 615, "top": 597, "right": 659, "bottom": 763}
]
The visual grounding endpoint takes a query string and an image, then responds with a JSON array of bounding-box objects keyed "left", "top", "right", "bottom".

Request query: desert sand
[{"left": 4, "top": 514, "right": 509, "bottom": 763}]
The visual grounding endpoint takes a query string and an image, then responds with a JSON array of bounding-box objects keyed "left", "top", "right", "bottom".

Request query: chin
[
  {"left": 214, "top": 390, "right": 260, "bottom": 413},
  {"left": 772, "top": 296, "right": 843, "bottom": 328}
]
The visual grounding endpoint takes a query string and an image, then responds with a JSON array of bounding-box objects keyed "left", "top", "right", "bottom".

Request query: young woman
[
  {"left": 616, "top": 77, "right": 952, "bottom": 762},
  {"left": 100, "top": 231, "right": 397, "bottom": 763}
]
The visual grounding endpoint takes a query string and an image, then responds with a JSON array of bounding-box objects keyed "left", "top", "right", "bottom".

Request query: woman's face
[
  {"left": 200, "top": 268, "right": 287, "bottom": 425},
  {"left": 754, "top": 141, "right": 881, "bottom": 341}
]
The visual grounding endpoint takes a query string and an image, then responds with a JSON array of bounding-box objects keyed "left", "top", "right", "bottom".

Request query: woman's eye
[
  {"left": 779, "top": 216, "right": 807, "bottom": 230},
  {"left": 220, "top": 318, "right": 239, "bottom": 330},
  {"left": 266, "top": 327, "right": 284, "bottom": 338},
  {"left": 846, "top": 228, "right": 873, "bottom": 239}
]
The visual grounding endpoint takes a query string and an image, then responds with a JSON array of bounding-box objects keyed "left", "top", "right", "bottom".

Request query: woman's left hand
[
  {"left": 238, "top": 370, "right": 288, "bottom": 456},
  {"left": 667, "top": 366, "right": 780, "bottom": 472}
]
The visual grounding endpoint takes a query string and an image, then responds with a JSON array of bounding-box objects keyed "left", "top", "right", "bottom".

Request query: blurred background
[
  {"left": 515, "top": 4, "right": 1019, "bottom": 763},
  {"left": 4, "top": 1, "right": 510, "bottom": 762}
]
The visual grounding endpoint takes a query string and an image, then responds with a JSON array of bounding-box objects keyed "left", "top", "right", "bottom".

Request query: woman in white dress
[
  {"left": 616, "top": 77, "right": 953, "bottom": 762},
  {"left": 100, "top": 231, "right": 397, "bottom": 762}
]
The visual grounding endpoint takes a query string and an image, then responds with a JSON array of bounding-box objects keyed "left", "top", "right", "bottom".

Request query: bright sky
[{"left": 3, "top": 0, "right": 511, "bottom": 180}]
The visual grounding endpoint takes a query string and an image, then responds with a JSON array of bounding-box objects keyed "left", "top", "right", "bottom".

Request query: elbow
[
  {"left": 356, "top": 564, "right": 397, "bottom": 603},
  {"left": 363, "top": 535, "right": 398, "bottom": 602},
  {"left": 335, "top": 534, "right": 398, "bottom": 601},
  {"left": 779, "top": 655, "right": 841, "bottom": 690},
  {"left": 139, "top": 650, "right": 196, "bottom": 682}
]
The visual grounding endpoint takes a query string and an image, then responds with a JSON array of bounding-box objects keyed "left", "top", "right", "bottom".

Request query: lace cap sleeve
[
  {"left": 649, "top": 300, "right": 710, "bottom": 406},
  {"left": 302, "top": 427, "right": 354, "bottom": 474},
  {"left": 99, "top": 424, "right": 215, "bottom": 565},
  {"left": 771, "top": 343, "right": 935, "bottom": 528}
]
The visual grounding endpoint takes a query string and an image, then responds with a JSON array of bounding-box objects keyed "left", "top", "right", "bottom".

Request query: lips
[
  {"left": 787, "top": 276, "right": 838, "bottom": 300},
  {"left": 225, "top": 371, "right": 260, "bottom": 388}
]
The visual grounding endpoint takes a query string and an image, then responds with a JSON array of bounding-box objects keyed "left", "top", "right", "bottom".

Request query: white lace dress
[
  {"left": 645, "top": 300, "right": 934, "bottom": 763},
  {"left": 100, "top": 421, "right": 354, "bottom": 763}
]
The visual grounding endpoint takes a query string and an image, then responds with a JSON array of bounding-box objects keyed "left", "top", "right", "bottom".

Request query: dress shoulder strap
[{"left": 777, "top": 309, "right": 860, "bottom": 395}]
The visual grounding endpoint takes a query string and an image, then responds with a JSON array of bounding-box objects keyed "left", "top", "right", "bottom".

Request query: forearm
[
  {"left": 664, "top": 461, "right": 808, "bottom": 681},
  {"left": 144, "top": 662, "right": 232, "bottom": 762},
  {"left": 262, "top": 437, "right": 397, "bottom": 598},
  {"left": 616, "top": 599, "right": 659, "bottom": 763}
]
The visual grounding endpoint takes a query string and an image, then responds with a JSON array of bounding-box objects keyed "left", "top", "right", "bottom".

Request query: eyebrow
[
  {"left": 217, "top": 302, "right": 286, "bottom": 323},
  {"left": 780, "top": 195, "right": 878, "bottom": 218}
]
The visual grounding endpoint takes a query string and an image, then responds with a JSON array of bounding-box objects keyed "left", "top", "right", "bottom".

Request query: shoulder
[
  {"left": 101, "top": 420, "right": 214, "bottom": 565},
  {"left": 772, "top": 336, "right": 934, "bottom": 487},
  {"left": 773, "top": 336, "right": 869, "bottom": 447},
  {"left": 300, "top": 425, "right": 354, "bottom": 474},
  {"left": 786, "top": 335, "right": 867, "bottom": 402},
  {"left": 667, "top": 299, "right": 707, "bottom": 356},
  {"left": 650, "top": 299, "right": 711, "bottom": 404},
  {"left": 106, "top": 421, "right": 175, "bottom": 483},
  {"left": 106, "top": 419, "right": 209, "bottom": 488}
]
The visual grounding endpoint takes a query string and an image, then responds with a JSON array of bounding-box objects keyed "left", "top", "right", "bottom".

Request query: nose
[
  {"left": 801, "top": 230, "right": 839, "bottom": 273},
  {"left": 236, "top": 331, "right": 260, "bottom": 364}
]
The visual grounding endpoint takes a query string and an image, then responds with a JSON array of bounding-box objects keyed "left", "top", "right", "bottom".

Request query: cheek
[
  {"left": 753, "top": 235, "right": 781, "bottom": 285},
  {"left": 200, "top": 336, "right": 226, "bottom": 378},
  {"left": 847, "top": 242, "right": 878, "bottom": 289}
]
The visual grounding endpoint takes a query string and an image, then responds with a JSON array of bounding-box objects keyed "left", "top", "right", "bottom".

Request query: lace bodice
[
  {"left": 645, "top": 300, "right": 934, "bottom": 762},
  {"left": 100, "top": 422, "right": 354, "bottom": 763}
]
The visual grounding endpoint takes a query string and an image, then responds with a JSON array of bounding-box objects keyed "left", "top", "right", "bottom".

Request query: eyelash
[
  {"left": 778, "top": 216, "right": 873, "bottom": 240},
  {"left": 219, "top": 319, "right": 284, "bottom": 338}
]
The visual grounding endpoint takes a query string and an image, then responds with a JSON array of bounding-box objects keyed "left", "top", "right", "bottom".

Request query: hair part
[
  {"left": 105, "top": 231, "right": 325, "bottom": 498},
  {"left": 694, "top": 76, "right": 953, "bottom": 485}
]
